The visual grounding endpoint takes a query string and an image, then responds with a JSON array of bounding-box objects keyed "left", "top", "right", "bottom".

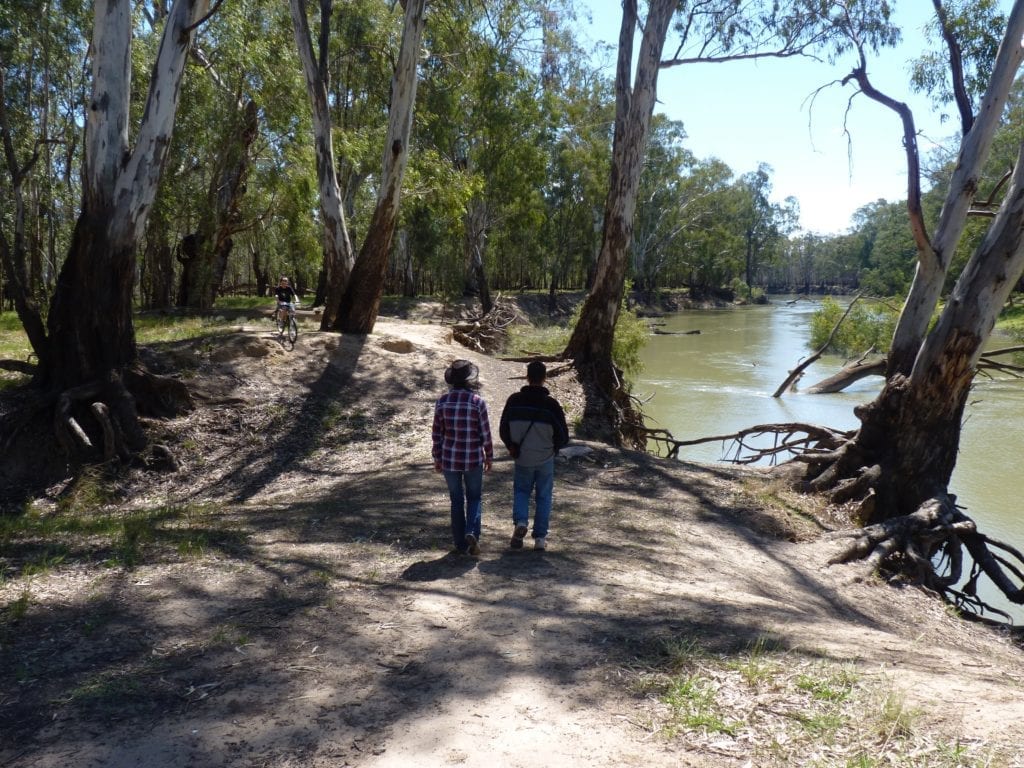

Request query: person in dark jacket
[{"left": 498, "top": 360, "right": 569, "bottom": 551}]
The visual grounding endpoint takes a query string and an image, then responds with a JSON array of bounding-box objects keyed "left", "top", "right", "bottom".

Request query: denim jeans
[
  {"left": 444, "top": 467, "right": 483, "bottom": 550},
  {"left": 512, "top": 458, "right": 555, "bottom": 539}
]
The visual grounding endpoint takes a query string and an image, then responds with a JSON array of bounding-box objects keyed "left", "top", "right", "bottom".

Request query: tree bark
[
  {"left": 46, "top": 0, "right": 208, "bottom": 389},
  {"left": 564, "top": 0, "right": 675, "bottom": 368},
  {"left": 885, "top": 3, "right": 1024, "bottom": 375},
  {"left": 333, "top": 0, "right": 426, "bottom": 333},
  {"left": 177, "top": 99, "right": 259, "bottom": 309},
  {"left": 289, "top": 0, "right": 355, "bottom": 330},
  {"left": 561, "top": 0, "right": 675, "bottom": 444}
]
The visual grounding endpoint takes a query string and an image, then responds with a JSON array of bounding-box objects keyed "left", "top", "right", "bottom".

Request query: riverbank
[{"left": 2, "top": 300, "right": 1023, "bottom": 767}]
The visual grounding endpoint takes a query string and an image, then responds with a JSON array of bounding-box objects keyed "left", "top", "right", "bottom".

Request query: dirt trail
[{"left": 2, "top": 317, "right": 1024, "bottom": 767}]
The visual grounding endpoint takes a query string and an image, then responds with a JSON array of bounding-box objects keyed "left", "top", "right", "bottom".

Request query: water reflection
[{"left": 635, "top": 297, "right": 1024, "bottom": 623}]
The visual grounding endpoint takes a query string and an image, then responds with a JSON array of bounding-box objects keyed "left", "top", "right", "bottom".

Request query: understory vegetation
[{"left": 628, "top": 634, "right": 1007, "bottom": 767}]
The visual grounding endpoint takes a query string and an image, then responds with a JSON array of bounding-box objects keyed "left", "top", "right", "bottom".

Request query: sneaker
[
  {"left": 465, "top": 533, "right": 480, "bottom": 556},
  {"left": 510, "top": 524, "right": 528, "bottom": 549},
  {"left": 534, "top": 537, "right": 546, "bottom": 551}
]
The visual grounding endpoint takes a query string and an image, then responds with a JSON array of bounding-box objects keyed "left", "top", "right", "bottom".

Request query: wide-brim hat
[{"left": 444, "top": 359, "right": 479, "bottom": 387}]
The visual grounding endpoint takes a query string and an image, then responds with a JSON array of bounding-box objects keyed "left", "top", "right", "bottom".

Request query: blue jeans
[
  {"left": 444, "top": 467, "right": 483, "bottom": 551},
  {"left": 512, "top": 459, "right": 554, "bottom": 539}
]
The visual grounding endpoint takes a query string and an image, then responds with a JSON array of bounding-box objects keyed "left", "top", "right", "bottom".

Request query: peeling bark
[
  {"left": 333, "top": 0, "right": 426, "bottom": 334},
  {"left": 289, "top": 0, "right": 355, "bottom": 330}
]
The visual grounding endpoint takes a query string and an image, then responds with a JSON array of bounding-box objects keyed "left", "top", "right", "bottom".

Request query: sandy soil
[{"left": 2, "top": 307, "right": 1024, "bottom": 767}]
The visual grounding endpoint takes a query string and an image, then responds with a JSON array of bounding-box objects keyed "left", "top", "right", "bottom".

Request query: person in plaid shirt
[{"left": 432, "top": 359, "right": 494, "bottom": 556}]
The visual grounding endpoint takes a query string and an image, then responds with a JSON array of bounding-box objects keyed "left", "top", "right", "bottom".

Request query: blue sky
[{"left": 575, "top": 2, "right": 976, "bottom": 235}]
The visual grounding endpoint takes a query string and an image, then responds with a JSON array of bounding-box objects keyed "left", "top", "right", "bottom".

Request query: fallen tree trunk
[{"left": 803, "top": 358, "right": 887, "bottom": 393}]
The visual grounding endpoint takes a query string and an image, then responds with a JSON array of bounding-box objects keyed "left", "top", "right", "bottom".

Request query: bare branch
[
  {"left": 773, "top": 292, "right": 864, "bottom": 397},
  {"left": 931, "top": 0, "right": 974, "bottom": 135}
]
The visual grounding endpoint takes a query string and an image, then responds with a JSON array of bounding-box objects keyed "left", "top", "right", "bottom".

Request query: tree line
[{"left": 3, "top": 0, "right": 894, "bottom": 324}]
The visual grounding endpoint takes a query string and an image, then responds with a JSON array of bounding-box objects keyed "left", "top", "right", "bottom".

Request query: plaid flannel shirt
[{"left": 432, "top": 388, "right": 494, "bottom": 472}]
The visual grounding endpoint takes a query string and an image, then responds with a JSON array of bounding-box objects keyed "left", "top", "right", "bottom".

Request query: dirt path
[{"left": 3, "top": 317, "right": 1024, "bottom": 767}]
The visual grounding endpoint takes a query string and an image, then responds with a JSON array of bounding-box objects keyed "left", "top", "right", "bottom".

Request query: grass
[
  {"left": 1, "top": 500, "right": 238, "bottom": 576},
  {"left": 3, "top": 590, "right": 32, "bottom": 622},
  {"left": 0, "top": 312, "right": 33, "bottom": 389},
  {"left": 661, "top": 675, "right": 739, "bottom": 736},
  {"left": 135, "top": 313, "right": 242, "bottom": 344},
  {"left": 67, "top": 669, "right": 143, "bottom": 706},
  {"left": 628, "top": 634, "right": 1007, "bottom": 767}
]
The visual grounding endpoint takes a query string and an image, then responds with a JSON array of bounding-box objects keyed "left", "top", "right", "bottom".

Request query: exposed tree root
[
  {"left": 450, "top": 295, "right": 522, "bottom": 353},
  {"left": 569, "top": 359, "right": 646, "bottom": 449},
  {"left": 640, "top": 413, "right": 1024, "bottom": 628},
  {"left": 825, "top": 492, "right": 1024, "bottom": 627}
]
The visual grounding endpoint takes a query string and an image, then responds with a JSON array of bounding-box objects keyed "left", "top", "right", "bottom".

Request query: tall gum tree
[
  {"left": 33, "top": 0, "right": 209, "bottom": 461},
  {"left": 333, "top": 0, "right": 427, "bottom": 333},
  {"left": 801, "top": 1, "right": 1024, "bottom": 622},
  {"left": 563, "top": 0, "right": 839, "bottom": 443},
  {"left": 288, "top": 0, "right": 355, "bottom": 330}
]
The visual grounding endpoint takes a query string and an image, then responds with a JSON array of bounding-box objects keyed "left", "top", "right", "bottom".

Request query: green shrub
[
  {"left": 505, "top": 296, "right": 647, "bottom": 377},
  {"left": 808, "top": 297, "right": 899, "bottom": 357}
]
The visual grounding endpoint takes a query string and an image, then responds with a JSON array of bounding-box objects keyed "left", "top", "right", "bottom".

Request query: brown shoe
[
  {"left": 510, "top": 524, "right": 528, "bottom": 549},
  {"left": 465, "top": 533, "right": 480, "bottom": 556}
]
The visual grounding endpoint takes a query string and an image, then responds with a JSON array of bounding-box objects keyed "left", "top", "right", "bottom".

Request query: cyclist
[{"left": 274, "top": 276, "right": 298, "bottom": 318}]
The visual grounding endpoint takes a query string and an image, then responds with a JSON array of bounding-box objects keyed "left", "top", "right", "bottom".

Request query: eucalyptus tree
[
  {"left": 167, "top": 0, "right": 305, "bottom": 309},
  {"left": 540, "top": 60, "right": 614, "bottom": 307},
  {"left": 733, "top": 164, "right": 798, "bottom": 296},
  {"left": 289, "top": 0, "right": 356, "bottom": 329},
  {"left": 669, "top": 157, "right": 739, "bottom": 295},
  {"left": 630, "top": 115, "right": 695, "bottom": 295},
  {"left": 563, "top": 0, "right": 840, "bottom": 442},
  {"left": 333, "top": 0, "right": 427, "bottom": 332},
  {"left": 785, "top": 0, "right": 1024, "bottom": 621},
  {"left": 0, "top": 0, "right": 213, "bottom": 469},
  {"left": 854, "top": 199, "right": 917, "bottom": 296}
]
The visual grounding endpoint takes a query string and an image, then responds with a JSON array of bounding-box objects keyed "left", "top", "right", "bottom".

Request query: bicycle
[{"left": 274, "top": 302, "right": 299, "bottom": 344}]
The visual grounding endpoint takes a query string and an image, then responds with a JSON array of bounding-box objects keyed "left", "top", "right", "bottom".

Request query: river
[{"left": 635, "top": 296, "right": 1024, "bottom": 622}]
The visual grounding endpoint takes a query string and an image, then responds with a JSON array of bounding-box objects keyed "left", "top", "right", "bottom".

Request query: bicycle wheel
[
  {"left": 287, "top": 315, "right": 298, "bottom": 344},
  {"left": 275, "top": 310, "right": 285, "bottom": 335}
]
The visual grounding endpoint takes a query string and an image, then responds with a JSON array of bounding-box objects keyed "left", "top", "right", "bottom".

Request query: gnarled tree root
[
  {"left": 826, "top": 493, "right": 1024, "bottom": 627},
  {"left": 53, "top": 366, "right": 193, "bottom": 469}
]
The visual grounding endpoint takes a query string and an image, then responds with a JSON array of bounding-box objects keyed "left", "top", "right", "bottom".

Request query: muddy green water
[{"left": 635, "top": 297, "right": 1024, "bottom": 622}]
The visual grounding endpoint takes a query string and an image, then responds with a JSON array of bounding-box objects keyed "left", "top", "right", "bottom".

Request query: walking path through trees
[{"left": 2, "top": 308, "right": 1024, "bottom": 767}]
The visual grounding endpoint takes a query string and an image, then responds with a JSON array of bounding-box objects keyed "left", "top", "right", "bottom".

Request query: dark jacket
[{"left": 499, "top": 385, "right": 569, "bottom": 467}]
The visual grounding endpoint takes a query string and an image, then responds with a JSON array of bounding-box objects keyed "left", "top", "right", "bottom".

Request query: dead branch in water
[
  {"left": 772, "top": 293, "right": 864, "bottom": 398},
  {"left": 642, "top": 422, "right": 853, "bottom": 463}
]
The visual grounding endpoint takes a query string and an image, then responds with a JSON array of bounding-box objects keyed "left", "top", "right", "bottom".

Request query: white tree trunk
[
  {"left": 334, "top": 0, "right": 426, "bottom": 332},
  {"left": 377, "top": 0, "right": 423, "bottom": 216},
  {"left": 288, "top": 0, "right": 355, "bottom": 327},
  {"left": 913, "top": 141, "right": 1024, "bottom": 385},
  {"left": 87, "top": 0, "right": 210, "bottom": 246},
  {"left": 888, "top": 0, "right": 1024, "bottom": 372},
  {"left": 565, "top": 0, "right": 676, "bottom": 364}
]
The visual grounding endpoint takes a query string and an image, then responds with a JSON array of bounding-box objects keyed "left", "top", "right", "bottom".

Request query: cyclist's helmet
[{"left": 280, "top": 276, "right": 290, "bottom": 284}]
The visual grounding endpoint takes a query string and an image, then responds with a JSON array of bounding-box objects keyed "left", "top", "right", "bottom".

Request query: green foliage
[
  {"left": 612, "top": 304, "right": 648, "bottom": 378},
  {"left": 506, "top": 294, "right": 646, "bottom": 378},
  {"left": 911, "top": 0, "right": 1006, "bottom": 117},
  {"left": 809, "top": 297, "right": 900, "bottom": 356},
  {"left": 4, "top": 591, "right": 32, "bottom": 623},
  {"left": 1, "top": 501, "right": 236, "bottom": 576}
]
